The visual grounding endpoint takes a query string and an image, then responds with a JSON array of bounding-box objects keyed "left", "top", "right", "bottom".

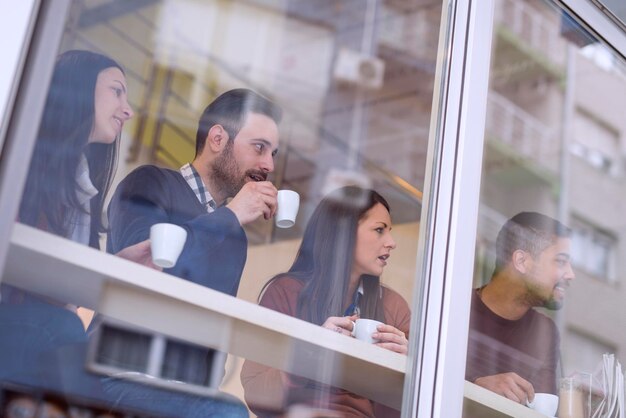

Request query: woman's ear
[{"left": 205, "top": 124, "right": 229, "bottom": 153}]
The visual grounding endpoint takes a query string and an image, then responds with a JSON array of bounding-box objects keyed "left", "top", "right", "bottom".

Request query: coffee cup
[
  {"left": 149, "top": 223, "right": 187, "bottom": 268},
  {"left": 275, "top": 190, "right": 300, "bottom": 228},
  {"left": 351, "top": 319, "right": 383, "bottom": 344},
  {"left": 527, "top": 393, "right": 559, "bottom": 416}
]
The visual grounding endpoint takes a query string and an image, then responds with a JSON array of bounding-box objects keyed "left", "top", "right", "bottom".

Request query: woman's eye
[
  {"left": 112, "top": 87, "right": 122, "bottom": 97},
  {"left": 375, "top": 227, "right": 384, "bottom": 234}
]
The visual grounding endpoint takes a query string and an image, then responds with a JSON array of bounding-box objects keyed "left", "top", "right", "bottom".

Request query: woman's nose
[
  {"left": 386, "top": 235, "right": 396, "bottom": 250},
  {"left": 122, "top": 100, "right": 134, "bottom": 119}
]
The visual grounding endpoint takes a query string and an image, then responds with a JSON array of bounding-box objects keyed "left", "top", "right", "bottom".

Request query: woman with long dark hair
[
  {"left": 1, "top": 50, "right": 156, "bottom": 414},
  {"left": 20, "top": 50, "right": 134, "bottom": 248},
  {"left": 241, "top": 186, "right": 410, "bottom": 418}
]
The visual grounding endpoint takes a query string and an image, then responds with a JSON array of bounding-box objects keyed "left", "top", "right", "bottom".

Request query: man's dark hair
[
  {"left": 194, "top": 88, "right": 282, "bottom": 156},
  {"left": 494, "top": 211, "right": 571, "bottom": 274}
]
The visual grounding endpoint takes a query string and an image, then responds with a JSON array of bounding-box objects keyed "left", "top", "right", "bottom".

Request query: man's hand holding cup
[{"left": 227, "top": 181, "right": 278, "bottom": 225}]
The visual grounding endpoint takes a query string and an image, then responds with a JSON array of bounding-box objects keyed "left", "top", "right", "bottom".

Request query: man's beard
[
  {"left": 211, "top": 140, "right": 268, "bottom": 198},
  {"left": 211, "top": 141, "right": 246, "bottom": 198},
  {"left": 524, "top": 282, "right": 564, "bottom": 311}
]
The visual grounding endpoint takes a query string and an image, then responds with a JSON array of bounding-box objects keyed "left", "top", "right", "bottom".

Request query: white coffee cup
[
  {"left": 351, "top": 319, "right": 383, "bottom": 344},
  {"left": 149, "top": 223, "right": 187, "bottom": 268},
  {"left": 275, "top": 190, "right": 300, "bottom": 228},
  {"left": 527, "top": 393, "right": 559, "bottom": 416}
]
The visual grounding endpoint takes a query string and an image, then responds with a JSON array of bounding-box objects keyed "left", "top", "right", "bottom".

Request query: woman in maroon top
[{"left": 241, "top": 186, "right": 410, "bottom": 418}]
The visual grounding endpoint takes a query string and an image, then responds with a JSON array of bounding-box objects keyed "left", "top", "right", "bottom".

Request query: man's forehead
[
  {"left": 241, "top": 111, "right": 276, "bottom": 126},
  {"left": 542, "top": 237, "right": 571, "bottom": 255},
  {"left": 238, "top": 112, "right": 279, "bottom": 143}
]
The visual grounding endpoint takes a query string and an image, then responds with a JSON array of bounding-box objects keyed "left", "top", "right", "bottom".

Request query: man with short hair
[
  {"left": 107, "top": 88, "right": 282, "bottom": 294},
  {"left": 465, "top": 212, "right": 575, "bottom": 405}
]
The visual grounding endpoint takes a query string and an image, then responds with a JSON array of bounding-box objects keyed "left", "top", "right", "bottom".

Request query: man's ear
[
  {"left": 512, "top": 249, "right": 529, "bottom": 274},
  {"left": 205, "top": 124, "right": 229, "bottom": 153}
]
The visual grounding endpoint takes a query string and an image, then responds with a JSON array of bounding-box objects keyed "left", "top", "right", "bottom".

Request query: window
[
  {"left": 563, "top": 329, "right": 616, "bottom": 377},
  {"left": 470, "top": 0, "right": 626, "bottom": 414},
  {"left": 0, "top": 1, "right": 443, "bottom": 417},
  {"left": 5, "top": 0, "right": 625, "bottom": 417},
  {"left": 571, "top": 218, "right": 617, "bottom": 282},
  {"left": 571, "top": 108, "right": 621, "bottom": 176}
]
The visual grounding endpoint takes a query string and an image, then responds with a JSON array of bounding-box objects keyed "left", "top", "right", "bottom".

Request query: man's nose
[{"left": 260, "top": 153, "right": 274, "bottom": 173}]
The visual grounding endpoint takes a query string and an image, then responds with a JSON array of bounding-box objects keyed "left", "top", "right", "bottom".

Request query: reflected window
[
  {"left": 563, "top": 329, "right": 616, "bottom": 377},
  {"left": 571, "top": 218, "right": 616, "bottom": 282},
  {"left": 571, "top": 108, "right": 621, "bottom": 176}
]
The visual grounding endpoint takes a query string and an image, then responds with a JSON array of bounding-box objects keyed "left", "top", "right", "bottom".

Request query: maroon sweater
[
  {"left": 241, "top": 276, "right": 411, "bottom": 418},
  {"left": 465, "top": 289, "right": 560, "bottom": 394}
]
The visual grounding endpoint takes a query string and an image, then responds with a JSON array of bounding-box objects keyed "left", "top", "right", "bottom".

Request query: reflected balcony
[
  {"left": 492, "top": 0, "right": 567, "bottom": 84},
  {"left": 485, "top": 91, "right": 560, "bottom": 182}
]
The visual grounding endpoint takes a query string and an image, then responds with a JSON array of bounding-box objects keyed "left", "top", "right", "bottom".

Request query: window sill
[
  {"left": 464, "top": 381, "right": 554, "bottom": 417},
  {"left": 4, "top": 223, "right": 405, "bottom": 408}
]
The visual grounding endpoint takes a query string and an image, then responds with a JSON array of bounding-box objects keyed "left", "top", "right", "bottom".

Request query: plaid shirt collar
[{"left": 180, "top": 163, "right": 216, "bottom": 213}]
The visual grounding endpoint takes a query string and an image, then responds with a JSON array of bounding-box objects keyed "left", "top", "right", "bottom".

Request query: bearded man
[
  {"left": 465, "top": 212, "right": 575, "bottom": 406},
  {"left": 97, "top": 89, "right": 281, "bottom": 417},
  {"left": 107, "top": 88, "right": 282, "bottom": 294}
]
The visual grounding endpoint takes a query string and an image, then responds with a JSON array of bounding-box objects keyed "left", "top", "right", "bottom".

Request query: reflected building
[
  {"left": 2, "top": 0, "right": 626, "bottom": 416},
  {"left": 476, "top": 0, "right": 626, "bottom": 379}
]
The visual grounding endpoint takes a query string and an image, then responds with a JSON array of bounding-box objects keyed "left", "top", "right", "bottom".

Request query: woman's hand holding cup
[
  {"left": 323, "top": 316, "right": 408, "bottom": 355},
  {"left": 373, "top": 323, "right": 408, "bottom": 355},
  {"left": 322, "top": 315, "right": 358, "bottom": 337}
]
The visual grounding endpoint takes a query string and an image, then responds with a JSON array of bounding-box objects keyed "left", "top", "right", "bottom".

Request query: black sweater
[{"left": 107, "top": 165, "right": 247, "bottom": 296}]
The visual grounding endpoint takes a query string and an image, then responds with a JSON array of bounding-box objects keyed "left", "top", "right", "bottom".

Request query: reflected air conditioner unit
[{"left": 333, "top": 48, "right": 385, "bottom": 90}]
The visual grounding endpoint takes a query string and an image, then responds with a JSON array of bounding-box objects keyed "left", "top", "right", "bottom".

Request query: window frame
[{"left": 2, "top": 1, "right": 626, "bottom": 417}]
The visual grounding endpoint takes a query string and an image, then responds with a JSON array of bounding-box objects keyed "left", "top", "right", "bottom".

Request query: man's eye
[{"left": 255, "top": 144, "right": 265, "bottom": 152}]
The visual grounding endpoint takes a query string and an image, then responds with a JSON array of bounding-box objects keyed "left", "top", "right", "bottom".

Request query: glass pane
[
  {"left": 467, "top": 0, "right": 626, "bottom": 416},
  {"left": 2, "top": 0, "right": 443, "bottom": 416}
]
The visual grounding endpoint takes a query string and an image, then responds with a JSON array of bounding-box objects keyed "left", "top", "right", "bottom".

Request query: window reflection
[
  {"left": 5, "top": 0, "right": 440, "bottom": 416},
  {"left": 469, "top": 0, "right": 626, "bottom": 414}
]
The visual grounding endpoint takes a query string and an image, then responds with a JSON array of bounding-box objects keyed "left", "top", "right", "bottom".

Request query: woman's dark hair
[
  {"left": 19, "top": 50, "right": 123, "bottom": 247},
  {"left": 264, "top": 186, "right": 391, "bottom": 326}
]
